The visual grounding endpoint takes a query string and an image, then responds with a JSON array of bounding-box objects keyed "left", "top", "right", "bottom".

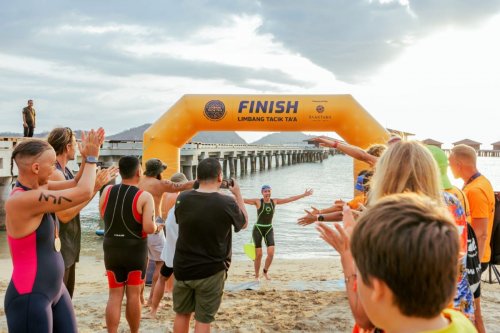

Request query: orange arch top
[{"left": 143, "top": 94, "right": 389, "bottom": 178}]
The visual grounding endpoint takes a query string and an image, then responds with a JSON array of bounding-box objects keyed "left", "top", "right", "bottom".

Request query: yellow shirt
[
  {"left": 463, "top": 175, "right": 495, "bottom": 262},
  {"left": 421, "top": 309, "right": 477, "bottom": 332}
]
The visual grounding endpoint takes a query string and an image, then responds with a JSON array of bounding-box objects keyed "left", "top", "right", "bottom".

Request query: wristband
[
  {"left": 344, "top": 273, "right": 357, "bottom": 284},
  {"left": 317, "top": 214, "right": 325, "bottom": 222},
  {"left": 86, "top": 156, "right": 98, "bottom": 164},
  {"left": 332, "top": 141, "right": 338, "bottom": 148}
]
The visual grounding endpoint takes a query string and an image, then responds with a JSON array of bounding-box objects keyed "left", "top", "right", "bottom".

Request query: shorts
[
  {"left": 148, "top": 232, "right": 166, "bottom": 261},
  {"left": 104, "top": 238, "right": 148, "bottom": 288},
  {"left": 252, "top": 225, "right": 275, "bottom": 248},
  {"left": 474, "top": 284, "right": 481, "bottom": 299},
  {"left": 173, "top": 270, "right": 226, "bottom": 323},
  {"left": 473, "top": 263, "right": 490, "bottom": 298},
  {"left": 161, "top": 263, "right": 174, "bottom": 279}
]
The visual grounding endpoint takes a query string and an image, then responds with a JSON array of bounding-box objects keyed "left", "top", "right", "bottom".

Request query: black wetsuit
[
  {"left": 56, "top": 161, "right": 81, "bottom": 298},
  {"left": 5, "top": 182, "right": 77, "bottom": 332},
  {"left": 102, "top": 184, "right": 148, "bottom": 287},
  {"left": 252, "top": 199, "right": 276, "bottom": 248}
]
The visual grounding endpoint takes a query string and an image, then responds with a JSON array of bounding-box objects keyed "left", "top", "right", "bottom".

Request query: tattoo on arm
[{"left": 38, "top": 192, "right": 73, "bottom": 204}]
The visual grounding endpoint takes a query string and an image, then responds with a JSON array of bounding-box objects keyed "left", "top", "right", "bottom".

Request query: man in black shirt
[{"left": 173, "top": 158, "right": 247, "bottom": 333}]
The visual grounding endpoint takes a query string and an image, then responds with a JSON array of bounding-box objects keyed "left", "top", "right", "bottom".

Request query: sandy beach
[{"left": 0, "top": 256, "right": 499, "bottom": 332}]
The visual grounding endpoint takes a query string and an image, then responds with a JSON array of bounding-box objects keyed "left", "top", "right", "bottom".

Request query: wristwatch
[
  {"left": 86, "top": 156, "right": 98, "bottom": 164},
  {"left": 317, "top": 214, "right": 325, "bottom": 222}
]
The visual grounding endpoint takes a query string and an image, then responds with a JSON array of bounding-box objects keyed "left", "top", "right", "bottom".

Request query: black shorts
[
  {"left": 473, "top": 263, "right": 490, "bottom": 298},
  {"left": 252, "top": 225, "right": 275, "bottom": 248},
  {"left": 103, "top": 238, "right": 148, "bottom": 287},
  {"left": 161, "top": 263, "right": 174, "bottom": 279}
]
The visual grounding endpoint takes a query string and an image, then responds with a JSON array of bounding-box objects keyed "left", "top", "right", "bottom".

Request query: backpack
[{"left": 466, "top": 223, "right": 481, "bottom": 293}]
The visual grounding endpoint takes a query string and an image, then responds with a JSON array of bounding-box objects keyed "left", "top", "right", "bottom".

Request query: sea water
[{"left": 1, "top": 155, "right": 500, "bottom": 260}]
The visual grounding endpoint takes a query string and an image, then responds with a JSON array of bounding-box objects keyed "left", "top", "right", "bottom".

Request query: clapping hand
[
  {"left": 342, "top": 204, "right": 358, "bottom": 237},
  {"left": 297, "top": 209, "right": 317, "bottom": 226},
  {"left": 79, "top": 128, "right": 105, "bottom": 159},
  {"left": 94, "top": 166, "right": 119, "bottom": 192},
  {"left": 316, "top": 222, "right": 350, "bottom": 256}
]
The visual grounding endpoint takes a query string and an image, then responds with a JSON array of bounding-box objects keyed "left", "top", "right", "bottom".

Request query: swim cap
[
  {"left": 261, "top": 185, "right": 271, "bottom": 191},
  {"left": 425, "top": 145, "right": 452, "bottom": 190}
]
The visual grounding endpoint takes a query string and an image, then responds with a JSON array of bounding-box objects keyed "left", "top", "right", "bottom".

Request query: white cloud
[{"left": 353, "top": 14, "right": 500, "bottom": 148}]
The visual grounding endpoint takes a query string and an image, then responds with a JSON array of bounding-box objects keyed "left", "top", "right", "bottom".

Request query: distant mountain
[
  {"left": 0, "top": 131, "right": 49, "bottom": 138},
  {"left": 107, "top": 124, "right": 151, "bottom": 141},
  {"left": 251, "top": 132, "right": 316, "bottom": 145},
  {"left": 0, "top": 130, "right": 85, "bottom": 139},
  {"left": 190, "top": 131, "right": 246, "bottom": 144},
  {"left": 107, "top": 124, "right": 247, "bottom": 144}
]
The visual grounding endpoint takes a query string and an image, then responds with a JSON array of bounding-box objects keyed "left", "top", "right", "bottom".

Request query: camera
[{"left": 220, "top": 178, "right": 234, "bottom": 189}]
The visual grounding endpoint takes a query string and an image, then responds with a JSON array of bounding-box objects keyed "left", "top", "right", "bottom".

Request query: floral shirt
[{"left": 442, "top": 191, "right": 475, "bottom": 321}]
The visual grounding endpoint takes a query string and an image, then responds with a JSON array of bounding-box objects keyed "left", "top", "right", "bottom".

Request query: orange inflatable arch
[{"left": 143, "top": 94, "right": 389, "bottom": 178}]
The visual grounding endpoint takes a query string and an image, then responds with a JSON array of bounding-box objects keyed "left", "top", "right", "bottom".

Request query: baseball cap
[
  {"left": 426, "top": 145, "right": 452, "bottom": 190},
  {"left": 261, "top": 184, "right": 271, "bottom": 191},
  {"left": 144, "top": 158, "right": 167, "bottom": 177},
  {"left": 170, "top": 172, "right": 188, "bottom": 184}
]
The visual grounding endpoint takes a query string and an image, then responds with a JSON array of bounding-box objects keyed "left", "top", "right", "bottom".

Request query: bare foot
[
  {"left": 142, "top": 311, "right": 158, "bottom": 320},
  {"left": 263, "top": 270, "right": 271, "bottom": 280}
]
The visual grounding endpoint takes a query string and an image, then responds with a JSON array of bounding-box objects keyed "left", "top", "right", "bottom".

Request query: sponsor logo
[
  {"left": 310, "top": 100, "right": 331, "bottom": 121},
  {"left": 204, "top": 100, "right": 226, "bottom": 121}
]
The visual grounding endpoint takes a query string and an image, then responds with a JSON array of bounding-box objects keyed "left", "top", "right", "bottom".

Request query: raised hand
[
  {"left": 310, "top": 206, "right": 320, "bottom": 215},
  {"left": 297, "top": 209, "right": 317, "bottom": 226},
  {"left": 334, "top": 199, "right": 345, "bottom": 206},
  {"left": 342, "top": 204, "right": 358, "bottom": 237},
  {"left": 304, "top": 188, "right": 313, "bottom": 197},
  {"left": 94, "top": 166, "right": 119, "bottom": 192},
  {"left": 228, "top": 178, "right": 241, "bottom": 196},
  {"left": 316, "top": 222, "right": 350, "bottom": 256},
  {"left": 311, "top": 137, "right": 338, "bottom": 148},
  {"left": 96, "top": 127, "right": 106, "bottom": 145},
  {"left": 80, "top": 129, "right": 102, "bottom": 158}
]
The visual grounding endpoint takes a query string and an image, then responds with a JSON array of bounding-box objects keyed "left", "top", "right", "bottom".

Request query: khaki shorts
[{"left": 173, "top": 270, "right": 226, "bottom": 323}]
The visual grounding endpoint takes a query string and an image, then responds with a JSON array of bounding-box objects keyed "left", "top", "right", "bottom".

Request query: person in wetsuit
[
  {"left": 99, "top": 155, "right": 157, "bottom": 333},
  {"left": 4, "top": 130, "right": 103, "bottom": 333},
  {"left": 48, "top": 126, "right": 118, "bottom": 298},
  {"left": 244, "top": 185, "right": 313, "bottom": 280}
]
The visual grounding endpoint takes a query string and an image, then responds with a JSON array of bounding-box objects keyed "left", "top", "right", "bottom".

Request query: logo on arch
[{"left": 204, "top": 100, "right": 226, "bottom": 121}]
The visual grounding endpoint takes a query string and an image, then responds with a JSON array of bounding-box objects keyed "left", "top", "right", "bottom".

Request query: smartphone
[{"left": 220, "top": 179, "right": 234, "bottom": 189}]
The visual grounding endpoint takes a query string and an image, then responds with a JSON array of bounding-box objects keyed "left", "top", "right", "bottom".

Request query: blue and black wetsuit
[
  {"left": 5, "top": 182, "right": 77, "bottom": 333},
  {"left": 252, "top": 199, "right": 276, "bottom": 248}
]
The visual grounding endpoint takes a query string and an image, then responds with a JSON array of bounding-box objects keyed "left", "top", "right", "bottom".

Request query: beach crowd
[{"left": 3, "top": 120, "right": 497, "bottom": 333}]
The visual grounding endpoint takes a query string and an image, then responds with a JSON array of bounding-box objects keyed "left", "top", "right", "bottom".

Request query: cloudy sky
[{"left": 1, "top": 1, "right": 500, "bottom": 147}]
